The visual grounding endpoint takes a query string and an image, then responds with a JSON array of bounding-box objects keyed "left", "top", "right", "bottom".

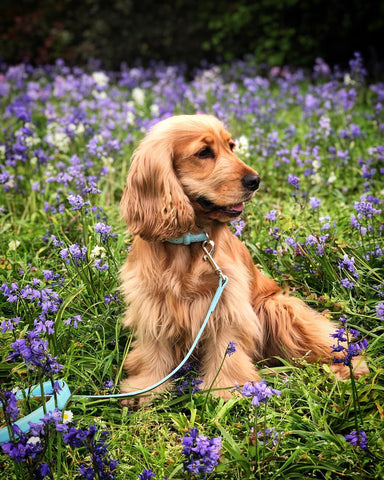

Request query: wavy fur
[{"left": 119, "top": 114, "right": 368, "bottom": 402}]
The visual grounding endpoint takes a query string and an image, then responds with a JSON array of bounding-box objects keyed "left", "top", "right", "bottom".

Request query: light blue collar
[{"left": 167, "top": 232, "right": 208, "bottom": 245}]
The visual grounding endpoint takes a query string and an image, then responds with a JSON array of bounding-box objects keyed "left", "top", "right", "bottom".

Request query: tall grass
[{"left": 0, "top": 54, "right": 383, "bottom": 479}]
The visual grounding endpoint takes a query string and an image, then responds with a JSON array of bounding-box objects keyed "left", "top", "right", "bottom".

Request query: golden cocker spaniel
[{"left": 119, "top": 114, "right": 368, "bottom": 401}]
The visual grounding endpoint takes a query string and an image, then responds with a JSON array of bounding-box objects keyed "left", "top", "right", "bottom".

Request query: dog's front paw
[
  {"left": 120, "top": 394, "right": 151, "bottom": 409},
  {"left": 119, "top": 377, "right": 168, "bottom": 408}
]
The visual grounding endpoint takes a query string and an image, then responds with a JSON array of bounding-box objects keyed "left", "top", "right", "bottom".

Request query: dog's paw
[
  {"left": 120, "top": 394, "right": 151, "bottom": 409},
  {"left": 329, "top": 357, "right": 369, "bottom": 380},
  {"left": 119, "top": 377, "right": 168, "bottom": 408}
]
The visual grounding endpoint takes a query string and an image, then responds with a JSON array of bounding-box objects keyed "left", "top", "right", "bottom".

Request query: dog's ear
[{"left": 121, "top": 136, "right": 195, "bottom": 241}]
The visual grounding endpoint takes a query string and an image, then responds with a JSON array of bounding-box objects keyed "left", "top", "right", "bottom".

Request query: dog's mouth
[{"left": 196, "top": 196, "right": 245, "bottom": 218}]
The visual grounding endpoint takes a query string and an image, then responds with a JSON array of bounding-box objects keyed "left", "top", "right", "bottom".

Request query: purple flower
[
  {"left": 376, "top": 302, "right": 384, "bottom": 320},
  {"left": 64, "top": 315, "right": 82, "bottom": 328},
  {"left": 94, "top": 259, "right": 109, "bottom": 272},
  {"left": 172, "top": 361, "right": 202, "bottom": 395},
  {"left": 95, "top": 222, "right": 115, "bottom": 242},
  {"left": 9, "top": 330, "right": 63, "bottom": 375},
  {"left": 287, "top": 174, "right": 300, "bottom": 189},
  {"left": 256, "top": 427, "right": 280, "bottom": 445},
  {"left": 137, "top": 469, "right": 156, "bottom": 480},
  {"left": 36, "top": 463, "right": 50, "bottom": 478},
  {"left": 1, "top": 429, "right": 43, "bottom": 462},
  {"left": 226, "top": 342, "right": 237, "bottom": 356},
  {"left": 241, "top": 380, "right": 281, "bottom": 407},
  {"left": 63, "top": 425, "right": 118, "bottom": 479},
  {"left": 345, "top": 429, "right": 368, "bottom": 451},
  {"left": 231, "top": 219, "right": 246, "bottom": 237},
  {"left": 265, "top": 209, "right": 277, "bottom": 221},
  {"left": 305, "top": 235, "right": 318, "bottom": 247},
  {"left": 330, "top": 328, "right": 347, "bottom": 342},
  {"left": 60, "top": 244, "right": 88, "bottom": 266},
  {"left": 340, "top": 278, "right": 354, "bottom": 290},
  {"left": 0, "top": 389, "right": 20, "bottom": 422},
  {"left": 181, "top": 428, "right": 221, "bottom": 476},
  {"left": 1, "top": 316, "right": 20, "bottom": 333},
  {"left": 338, "top": 254, "right": 356, "bottom": 274},
  {"left": 67, "top": 194, "right": 90, "bottom": 211},
  {"left": 331, "top": 325, "right": 369, "bottom": 367},
  {"left": 103, "top": 380, "right": 114, "bottom": 390},
  {"left": 309, "top": 197, "right": 321, "bottom": 210},
  {"left": 354, "top": 197, "right": 382, "bottom": 218}
]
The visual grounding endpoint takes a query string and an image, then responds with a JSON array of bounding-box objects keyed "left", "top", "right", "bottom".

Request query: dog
[{"left": 119, "top": 114, "right": 368, "bottom": 401}]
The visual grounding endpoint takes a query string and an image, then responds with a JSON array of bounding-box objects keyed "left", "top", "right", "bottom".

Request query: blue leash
[
  {"left": 72, "top": 232, "right": 228, "bottom": 400},
  {"left": 0, "top": 233, "right": 227, "bottom": 442}
]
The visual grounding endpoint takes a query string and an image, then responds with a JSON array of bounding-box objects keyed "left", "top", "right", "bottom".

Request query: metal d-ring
[{"left": 202, "top": 234, "right": 226, "bottom": 281}]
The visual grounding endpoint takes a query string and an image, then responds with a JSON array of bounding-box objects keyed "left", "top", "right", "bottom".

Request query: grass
[{"left": 0, "top": 55, "right": 383, "bottom": 479}]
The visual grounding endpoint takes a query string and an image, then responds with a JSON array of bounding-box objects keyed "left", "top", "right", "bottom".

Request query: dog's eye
[
  {"left": 196, "top": 147, "right": 214, "bottom": 159},
  {"left": 229, "top": 142, "right": 236, "bottom": 151}
]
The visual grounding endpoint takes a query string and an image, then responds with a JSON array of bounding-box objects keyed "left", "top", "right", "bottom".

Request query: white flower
[
  {"left": 344, "top": 73, "right": 355, "bottom": 86},
  {"left": 63, "top": 410, "right": 74, "bottom": 424},
  {"left": 8, "top": 240, "right": 20, "bottom": 251},
  {"left": 27, "top": 436, "right": 41, "bottom": 445},
  {"left": 46, "top": 131, "right": 71, "bottom": 152},
  {"left": 150, "top": 103, "right": 160, "bottom": 117},
  {"left": 92, "top": 71, "right": 109, "bottom": 88},
  {"left": 132, "top": 87, "right": 145, "bottom": 106},
  {"left": 0, "top": 145, "right": 5, "bottom": 159},
  {"left": 235, "top": 135, "right": 250, "bottom": 157},
  {"left": 319, "top": 114, "right": 331, "bottom": 138},
  {"left": 312, "top": 160, "right": 321, "bottom": 171},
  {"left": 328, "top": 171, "right": 337, "bottom": 184},
  {"left": 90, "top": 246, "right": 106, "bottom": 259},
  {"left": 126, "top": 111, "right": 136, "bottom": 125},
  {"left": 93, "top": 90, "right": 107, "bottom": 100}
]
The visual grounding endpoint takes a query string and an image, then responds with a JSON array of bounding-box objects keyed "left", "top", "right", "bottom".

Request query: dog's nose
[{"left": 241, "top": 174, "right": 260, "bottom": 191}]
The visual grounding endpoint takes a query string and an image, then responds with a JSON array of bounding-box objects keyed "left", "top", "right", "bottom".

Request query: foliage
[
  {"left": 0, "top": 53, "right": 384, "bottom": 479},
  {"left": 0, "top": 0, "right": 383, "bottom": 73}
]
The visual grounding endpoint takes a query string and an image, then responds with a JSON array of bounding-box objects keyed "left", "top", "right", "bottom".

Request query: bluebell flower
[
  {"left": 340, "top": 278, "right": 354, "bottom": 289},
  {"left": 64, "top": 315, "right": 82, "bottom": 328},
  {"left": 331, "top": 325, "right": 368, "bottom": 367},
  {"left": 1, "top": 427, "right": 43, "bottom": 462},
  {"left": 241, "top": 380, "right": 281, "bottom": 406},
  {"left": 94, "top": 259, "right": 109, "bottom": 272},
  {"left": 63, "top": 425, "right": 118, "bottom": 479},
  {"left": 226, "top": 342, "right": 237, "bottom": 356},
  {"left": 95, "top": 222, "right": 116, "bottom": 242},
  {"left": 9, "top": 330, "right": 63, "bottom": 375},
  {"left": 256, "top": 427, "right": 280, "bottom": 445},
  {"left": 376, "top": 302, "right": 384, "bottom": 320},
  {"left": 60, "top": 244, "right": 87, "bottom": 266},
  {"left": 1, "top": 316, "right": 20, "bottom": 333},
  {"left": 67, "top": 194, "right": 90, "bottom": 210},
  {"left": 287, "top": 174, "right": 300, "bottom": 189},
  {"left": 231, "top": 219, "right": 246, "bottom": 237},
  {"left": 0, "top": 389, "right": 20, "bottom": 422},
  {"left": 181, "top": 428, "right": 221, "bottom": 477},
  {"left": 172, "top": 361, "right": 202, "bottom": 395},
  {"left": 36, "top": 463, "right": 50, "bottom": 479},
  {"left": 103, "top": 380, "right": 114, "bottom": 390},
  {"left": 265, "top": 209, "right": 277, "bottom": 221},
  {"left": 136, "top": 469, "right": 156, "bottom": 480},
  {"left": 345, "top": 429, "right": 368, "bottom": 451}
]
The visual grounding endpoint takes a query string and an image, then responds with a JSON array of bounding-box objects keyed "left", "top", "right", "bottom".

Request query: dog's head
[{"left": 121, "top": 114, "right": 260, "bottom": 240}]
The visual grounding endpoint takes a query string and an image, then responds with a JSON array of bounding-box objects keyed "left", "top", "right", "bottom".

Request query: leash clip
[{"left": 202, "top": 234, "right": 226, "bottom": 281}]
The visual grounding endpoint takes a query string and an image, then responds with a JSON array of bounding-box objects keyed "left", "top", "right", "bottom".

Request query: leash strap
[
  {"left": 0, "top": 233, "right": 228, "bottom": 441},
  {"left": 72, "top": 233, "right": 228, "bottom": 400}
]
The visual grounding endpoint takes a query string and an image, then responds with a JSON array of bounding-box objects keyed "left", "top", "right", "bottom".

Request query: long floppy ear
[{"left": 120, "top": 135, "right": 195, "bottom": 241}]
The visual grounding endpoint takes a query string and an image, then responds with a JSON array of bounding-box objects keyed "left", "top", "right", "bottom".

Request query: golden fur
[{"left": 120, "top": 114, "right": 368, "bottom": 401}]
